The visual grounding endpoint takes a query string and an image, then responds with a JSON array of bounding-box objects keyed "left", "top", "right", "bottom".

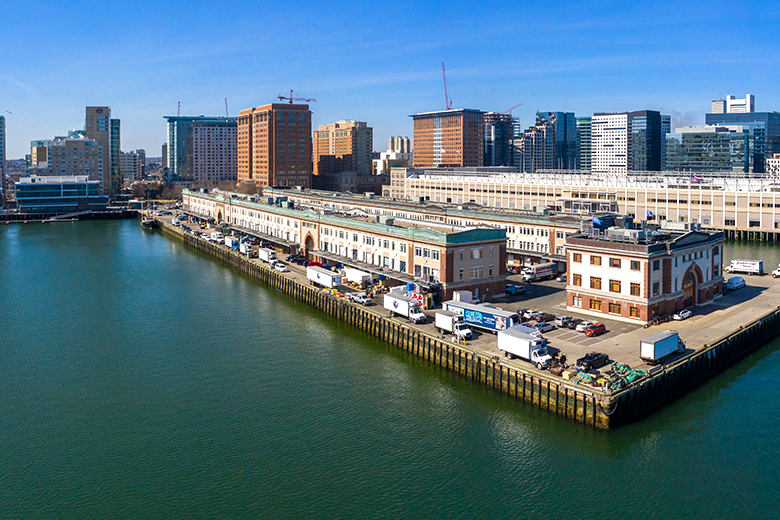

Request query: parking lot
[{"left": 155, "top": 212, "right": 780, "bottom": 374}]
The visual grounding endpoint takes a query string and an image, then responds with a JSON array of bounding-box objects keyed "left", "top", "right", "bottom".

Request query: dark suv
[
  {"left": 575, "top": 352, "right": 610, "bottom": 372},
  {"left": 534, "top": 312, "right": 556, "bottom": 323}
]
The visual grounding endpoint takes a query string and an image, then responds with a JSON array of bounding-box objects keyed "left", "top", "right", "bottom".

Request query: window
[
  {"left": 591, "top": 255, "right": 602, "bottom": 266},
  {"left": 609, "top": 280, "right": 621, "bottom": 293},
  {"left": 589, "top": 299, "right": 602, "bottom": 311},
  {"left": 630, "top": 283, "right": 640, "bottom": 296},
  {"left": 400, "top": 244, "right": 407, "bottom": 253},
  {"left": 423, "top": 248, "right": 431, "bottom": 258},
  {"left": 608, "top": 303, "right": 621, "bottom": 314},
  {"left": 630, "top": 306, "right": 640, "bottom": 318},
  {"left": 609, "top": 258, "right": 621, "bottom": 268},
  {"left": 470, "top": 266, "right": 483, "bottom": 279},
  {"left": 432, "top": 250, "right": 439, "bottom": 261},
  {"left": 630, "top": 260, "right": 640, "bottom": 271},
  {"left": 590, "top": 277, "right": 602, "bottom": 290},
  {"left": 459, "top": 268, "right": 464, "bottom": 281},
  {"left": 573, "top": 253, "right": 582, "bottom": 263},
  {"left": 652, "top": 282, "right": 660, "bottom": 296},
  {"left": 489, "top": 246, "right": 494, "bottom": 258},
  {"left": 488, "top": 265, "right": 493, "bottom": 276},
  {"left": 459, "top": 249, "right": 464, "bottom": 261},
  {"left": 653, "top": 260, "right": 660, "bottom": 271},
  {"left": 572, "top": 274, "right": 582, "bottom": 286},
  {"left": 399, "top": 261, "right": 406, "bottom": 273},
  {"left": 415, "top": 246, "right": 422, "bottom": 256},
  {"left": 573, "top": 296, "right": 582, "bottom": 307},
  {"left": 470, "top": 248, "right": 482, "bottom": 259}
]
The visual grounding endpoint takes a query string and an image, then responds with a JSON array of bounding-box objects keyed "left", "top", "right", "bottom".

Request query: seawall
[{"left": 154, "top": 217, "right": 780, "bottom": 429}]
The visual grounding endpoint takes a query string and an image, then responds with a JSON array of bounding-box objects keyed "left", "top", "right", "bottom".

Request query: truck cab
[
  {"left": 529, "top": 344, "right": 553, "bottom": 369},
  {"left": 452, "top": 321, "right": 473, "bottom": 340}
]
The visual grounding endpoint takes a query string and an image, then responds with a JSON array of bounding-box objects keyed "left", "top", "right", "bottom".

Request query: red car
[
  {"left": 308, "top": 261, "right": 324, "bottom": 267},
  {"left": 584, "top": 323, "right": 606, "bottom": 337}
]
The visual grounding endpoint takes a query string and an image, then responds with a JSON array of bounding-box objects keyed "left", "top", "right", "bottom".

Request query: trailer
[
  {"left": 724, "top": 259, "right": 763, "bottom": 275},
  {"left": 307, "top": 265, "right": 342, "bottom": 289},
  {"left": 343, "top": 268, "right": 372, "bottom": 286},
  {"left": 497, "top": 326, "right": 553, "bottom": 369},
  {"left": 521, "top": 262, "right": 557, "bottom": 282},
  {"left": 384, "top": 293, "right": 426, "bottom": 324},
  {"left": 434, "top": 310, "right": 473, "bottom": 340},
  {"left": 640, "top": 330, "right": 685, "bottom": 365},
  {"left": 442, "top": 301, "right": 520, "bottom": 333},
  {"left": 257, "top": 248, "right": 277, "bottom": 263}
]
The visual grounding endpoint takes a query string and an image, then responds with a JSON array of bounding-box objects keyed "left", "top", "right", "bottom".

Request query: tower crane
[
  {"left": 277, "top": 90, "right": 316, "bottom": 104},
  {"left": 503, "top": 102, "right": 522, "bottom": 114},
  {"left": 225, "top": 98, "right": 229, "bottom": 117},
  {"left": 441, "top": 62, "right": 452, "bottom": 110}
]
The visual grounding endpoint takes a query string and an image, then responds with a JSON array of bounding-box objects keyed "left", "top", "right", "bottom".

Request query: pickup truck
[{"left": 347, "top": 293, "right": 373, "bottom": 306}]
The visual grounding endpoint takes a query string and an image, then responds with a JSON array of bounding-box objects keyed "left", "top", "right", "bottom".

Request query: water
[{"left": 1, "top": 220, "right": 778, "bottom": 518}]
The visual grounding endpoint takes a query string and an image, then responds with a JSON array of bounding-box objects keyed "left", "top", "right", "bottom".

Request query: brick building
[
  {"left": 565, "top": 217, "right": 724, "bottom": 324},
  {"left": 411, "top": 109, "right": 484, "bottom": 167}
]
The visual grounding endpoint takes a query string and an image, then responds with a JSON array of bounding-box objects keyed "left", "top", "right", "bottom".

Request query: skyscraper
[
  {"left": 0, "top": 115, "right": 5, "bottom": 207},
  {"left": 666, "top": 126, "right": 752, "bottom": 173},
  {"left": 165, "top": 116, "right": 237, "bottom": 185},
  {"left": 313, "top": 120, "right": 373, "bottom": 176},
  {"left": 84, "top": 106, "right": 111, "bottom": 194},
  {"left": 576, "top": 116, "right": 591, "bottom": 171},
  {"left": 111, "top": 119, "right": 121, "bottom": 193},
  {"left": 706, "top": 110, "right": 780, "bottom": 173},
  {"left": 516, "top": 112, "right": 577, "bottom": 172},
  {"left": 483, "top": 112, "right": 515, "bottom": 166},
  {"left": 592, "top": 110, "right": 662, "bottom": 172},
  {"left": 411, "top": 109, "right": 484, "bottom": 167},
  {"left": 661, "top": 114, "right": 671, "bottom": 171},
  {"left": 237, "top": 103, "right": 312, "bottom": 189}
]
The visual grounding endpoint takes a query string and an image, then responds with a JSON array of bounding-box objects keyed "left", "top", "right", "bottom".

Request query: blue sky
[{"left": 2, "top": 0, "right": 778, "bottom": 159}]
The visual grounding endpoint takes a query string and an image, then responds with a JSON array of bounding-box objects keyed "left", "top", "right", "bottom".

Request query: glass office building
[
  {"left": 665, "top": 126, "right": 752, "bottom": 174},
  {"left": 15, "top": 176, "right": 109, "bottom": 213}
]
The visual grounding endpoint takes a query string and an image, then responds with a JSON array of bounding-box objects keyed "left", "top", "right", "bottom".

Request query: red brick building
[{"left": 411, "top": 109, "right": 484, "bottom": 167}]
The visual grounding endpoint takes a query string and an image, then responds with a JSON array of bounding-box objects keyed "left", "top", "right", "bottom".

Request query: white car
[
  {"left": 673, "top": 309, "right": 693, "bottom": 320},
  {"left": 576, "top": 321, "right": 593, "bottom": 332},
  {"left": 274, "top": 263, "right": 289, "bottom": 272}
]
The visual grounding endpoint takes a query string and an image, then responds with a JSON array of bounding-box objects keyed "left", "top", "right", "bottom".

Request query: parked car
[
  {"left": 295, "top": 258, "right": 310, "bottom": 266},
  {"left": 523, "top": 309, "right": 540, "bottom": 320},
  {"left": 286, "top": 254, "right": 299, "bottom": 262},
  {"left": 534, "top": 322, "right": 556, "bottom": 333},
  {"left": 535, "top": 312, "right": 556, "bottom": 323},
  {"left": 567, "top": 318, "right": 583, "bottom": 330},
  {"left": 556, "top": 275, "right": 567, "bottom": 282},
  {"left": 576, "top": 320, "right": 594, "bottom": 332},
  {"left": 584, "top": 323, "right": 606, "bottom": 337},
  {"left": 555, "top": 316, "right": 572, "bottom": 327},
  {"left": 725, "top": 276, "right": 746, "bottom": 290},
  {"left": 308, "top": 261, "right": 324, "bottom": 268},
  {"left": 274, "top": 262, "right": 289, "bottom": 272},
  {"left": 505, "top": 284, "right": 526, "bottom": 295},
  {"left": 576, "top": 352, "right": 610, "bottom": 371},
  {"left": 673, "top": 309, "right": 693, "bottom": 320}
]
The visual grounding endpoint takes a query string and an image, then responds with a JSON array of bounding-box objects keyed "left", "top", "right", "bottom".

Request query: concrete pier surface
[{"left": 150, "top": 212, "right": 780, "bottom": 428}]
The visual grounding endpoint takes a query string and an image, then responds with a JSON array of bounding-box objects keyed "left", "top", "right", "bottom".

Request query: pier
[{"left": 153, "top": 215, "right": 780, "bottom": 429}]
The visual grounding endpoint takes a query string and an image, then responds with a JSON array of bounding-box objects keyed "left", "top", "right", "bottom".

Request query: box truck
[
  {"left": 239, "top": 242, "right": 253, "bottom": 255},
  {"left": 521, "top": 262, "right": 557, "bottom": 282},
  {"left": 258, "top": 248, "right": 277, "bottom": 263},
  {"left": 307, "top": 266, "right": 342, "bottom": 289},
  {"left": 434, "top": 310, "right": 473, "bottom": 340},
  {"left": 640, "top": 330, "right": 685, "bottom": 365},
  {"left": 384, "top": 293, "right": 427, "bottom": 324},
  {"left": 343, "top": 268, "right": 372, "bottom": 286},
  {"left": 225, "top": 236, "right": 240, "bottom": 248},
  {"left": 442, "top": 301, "right": 520, "bottom": 333},
  {"left": 497, "top": 326, "right": 553, "bottom": 369},
  {"left": 724, "top": 259, "right": 763, "bottom": 275}
]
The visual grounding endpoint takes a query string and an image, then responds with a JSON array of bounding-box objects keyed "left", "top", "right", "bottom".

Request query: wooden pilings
[{"left": 156, "top": 218, "right": 780, "bottom": 430}]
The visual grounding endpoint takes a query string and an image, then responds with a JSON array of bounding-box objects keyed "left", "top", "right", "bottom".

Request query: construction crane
[
  {"left": 441, "top": 62, "right": 453, "bottom": 110},
  {"left": 177, "top": 101, "right": 181, "bottom": 117},
  {"left": 277, "top": 90, "right": 316, "bottom": 104},
  {"left": 503, "top": 102, "right": 522, "bottom": 114},
  {"left": 225, "top": 98, "right": 229, "bottom": 117}
]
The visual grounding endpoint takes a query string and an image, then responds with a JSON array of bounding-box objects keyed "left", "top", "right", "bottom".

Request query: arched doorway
[
  {"left": 304, "top": 234, "right": 315, "bottom": 258},
  {"left": 683, "top": 271, "right": 696, "bottom": 308},
  {"left": 216, "top": 210, "right": 223, "bottom": 223}
]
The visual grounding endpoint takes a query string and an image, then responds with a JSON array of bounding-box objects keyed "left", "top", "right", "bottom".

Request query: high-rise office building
[
  {"left": 313, "top": 120, "right": 373, "bottom": 176},
  {"left": 165, "top": 116, "right": 237, "bottom": 185},
  {"left": 592, "top": 110, "right": 662, "bottom": 172},
  {"left": 516, "top": 112, "right": 576, "bottom": 172},
  {"left": 661, "top": 114, "right": 671, "bottom": 171},
  {"left": 576, "top": 116, "right": 592, "bottom": 171},
  {"left": 0, "top": 115, "right": 5, "bottom": 207},
  {"left": 84, "top": 106, "right": 111, "bottom": 194},
  {"left": 28, "top": 136, "right": 103, "bottom": 177},
  {"left": 666, "top": 125, "right": 752, "bottom": 173},
  {"left": 411, "top": 109, "right": 484, "bottom": 167},
  {"left": 120, "top": 150, "right": 147, "bottom": 181},
  {"left": 111, "top": 119, "right": 121, "bottom": 193},
  {"left": 483, "top": 112, "right": 515, "bottom": 167},
  {"left": 706, "top": 110, "right": 780, "bottom": 173},
  {"left": 711, "top": 94, "right": 755, "bottom": 114},
  {"left": 374, "top": 136, "right": 412, "bottom": 175},
  {"left": 237, "top": 103, "right": 312, "bottom": 189}
]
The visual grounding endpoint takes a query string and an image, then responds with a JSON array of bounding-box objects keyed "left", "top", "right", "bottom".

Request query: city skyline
[{"left": 2, "top": 0, "right": 778, "bottom": 159}]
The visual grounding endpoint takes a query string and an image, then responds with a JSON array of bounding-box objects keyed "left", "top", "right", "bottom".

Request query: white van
[{"left": 726, "top": 276, "right": 746, "bottom": 290}]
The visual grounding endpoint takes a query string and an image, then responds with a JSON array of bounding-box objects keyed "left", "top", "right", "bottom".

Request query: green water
[{"left": 1, "top": 220, "right": 778, "bottom": 518}]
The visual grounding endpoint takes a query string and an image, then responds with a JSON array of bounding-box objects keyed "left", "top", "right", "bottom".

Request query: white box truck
[
  {"left": 640, "top": 330, "right": 685, "bottom": 365},
  {"left": 225, "top": 236, "right": 240, "bottom": 248},
  {"left": 307, "top": 266, "right": 342, "bottom": 289},
  {"left": 497, "top": 326, "right": 553, "bottom": 369},
  {"left": 239, "top": 242, "right": 253, "bottom": 254},
  {"left": 343, "top": 268, "right": 372, "bottom": 286},
  {"left": 725, "top": 259, "right": 763, "bottom": 275},
  {"left": 258, "top": 248, "right": 277, "bottom": 263},
  {"left": 384, "top": 293, "right": 426, "bottom": 324},
  {"left": 210, "top": 231, "right": 224, "bottom": 241},
  {"left": 434, "top": 310, "right": 473, "bottom": 340},
  {"left": 521, "top": 262, "right": 557, "bottom": 282}
]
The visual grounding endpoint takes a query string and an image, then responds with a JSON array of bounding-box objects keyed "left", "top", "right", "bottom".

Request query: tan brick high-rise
[
  {"left": 411, "top": 109, "right": 484, "bottom": 167},
  {"left": 313, "top": 120, "right": 373, "bottom": 176},
  {"left": 237, "top": 103, "right": 312, "bottom": 189}
]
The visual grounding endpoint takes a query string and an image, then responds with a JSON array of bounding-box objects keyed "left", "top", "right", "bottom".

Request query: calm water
[{"left": 1, "top": 220, "right": 778, "bottom": 519}]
